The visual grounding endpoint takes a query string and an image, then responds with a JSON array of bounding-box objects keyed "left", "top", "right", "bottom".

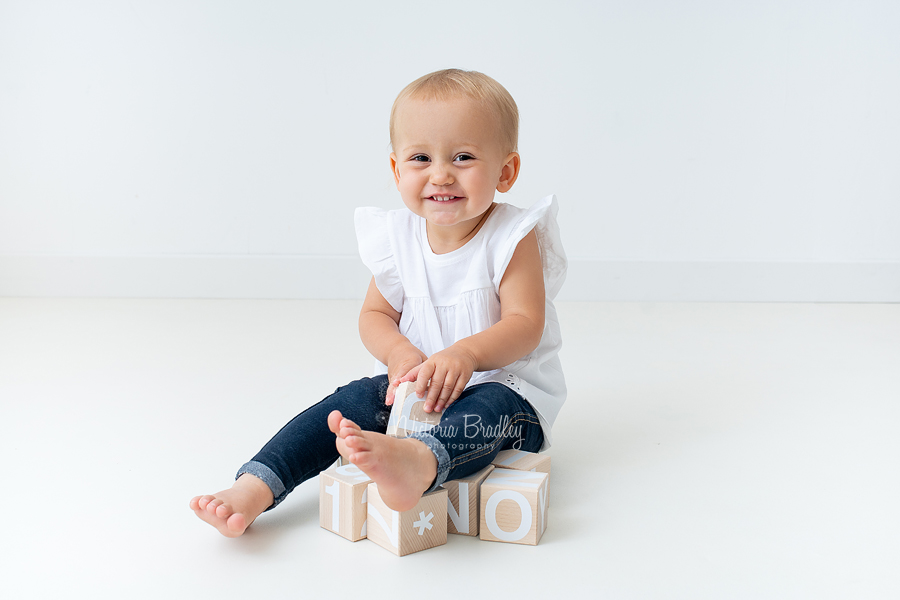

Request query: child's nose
[{"left": 429, "top": 162, "right": 454, "bottom": 185}]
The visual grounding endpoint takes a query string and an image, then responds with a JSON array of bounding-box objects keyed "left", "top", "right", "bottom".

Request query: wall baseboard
[{"left": 1, "top": 255, "right": 897, "bottom": 302}]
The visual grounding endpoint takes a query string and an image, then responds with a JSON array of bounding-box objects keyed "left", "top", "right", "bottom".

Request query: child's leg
[
  {"left": 330, "top": 383, "right": 543, "bottom": 512},
  {"left": 239, "top": 375, "right": 391, "bottom": 506},
  {"left": 190, "top": 375, "right": 391, "bottom": 536},
  {"left": 410, "top": 382, "right": 545, "bottom": 487}
]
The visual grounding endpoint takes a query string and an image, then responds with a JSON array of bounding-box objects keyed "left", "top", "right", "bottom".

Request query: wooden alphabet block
[
  {"left": 366, "top": 484, "right": 448, "bottom": 556},
  {"left": 441, "top": 465, "right": 494, "bottom": 536},
  {"left": 479, "top": 468, "right": 550, "bottom": 546},
  {"left": 385, "top": 381, "right": 441, "bottom": 438},
  {"left": 319, "top": 463, "right": 373, "bottom": 542},
  {"left": 491, "top": 449, "right": 551, "bottom": 473}
]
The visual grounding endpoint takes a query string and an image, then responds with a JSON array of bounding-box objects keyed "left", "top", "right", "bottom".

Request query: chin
[{"left": 427, "top": 214, "right": 464, "bottom": 226}]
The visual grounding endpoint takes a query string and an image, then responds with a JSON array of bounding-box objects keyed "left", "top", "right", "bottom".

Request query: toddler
[{"left": 190, "top": 69, "right": 567, "bottom": 537}]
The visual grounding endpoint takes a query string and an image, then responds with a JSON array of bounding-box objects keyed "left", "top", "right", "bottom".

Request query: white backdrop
[{"left": 1, "top": 0, "right": 898, "bottom": 301}]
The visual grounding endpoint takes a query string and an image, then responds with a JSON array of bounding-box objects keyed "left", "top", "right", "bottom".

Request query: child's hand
[
  {"left": 385, "top": 346, "right": 427, "bottom": 405},
  {"left": 400, "top": 345, "right": 477, "bottom": 414}
]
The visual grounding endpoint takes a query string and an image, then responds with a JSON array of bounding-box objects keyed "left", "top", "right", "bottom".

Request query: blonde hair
[{"left": 389, "top": 69, "right": 519, "bottom": 154}]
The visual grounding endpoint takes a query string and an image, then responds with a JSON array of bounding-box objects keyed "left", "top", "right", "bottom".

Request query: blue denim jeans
[{"left": 236, "top": 374, "right": 544, "bottom": 509}]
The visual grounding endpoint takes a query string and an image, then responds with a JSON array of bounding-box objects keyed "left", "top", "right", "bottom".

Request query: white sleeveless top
[{"left": 355, "top": 195, "right": 567, "bottom": 449}]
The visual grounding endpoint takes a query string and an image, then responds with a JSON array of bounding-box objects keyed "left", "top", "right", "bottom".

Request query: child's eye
[
  {"left": 454, "top": 154, "right": 474, "bottom": 162},
  {"left": 411, "top": 155, "right": 430, "bottom": 162}
]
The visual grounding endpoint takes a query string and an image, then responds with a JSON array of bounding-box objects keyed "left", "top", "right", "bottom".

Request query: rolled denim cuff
[
  {"left": 408, "top": 431, "right": 451, "bottom": 493},
  {"left": 236, "top": 460, "right": 286, "bottom": 510}
]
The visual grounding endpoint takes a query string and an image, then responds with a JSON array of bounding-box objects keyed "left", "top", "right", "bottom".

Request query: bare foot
[
  {"left": 189, "top": 474, "right": 274, "bottom": 537},
  {"left": 327, "top": 410, "right": 437, "bottom": 512}
]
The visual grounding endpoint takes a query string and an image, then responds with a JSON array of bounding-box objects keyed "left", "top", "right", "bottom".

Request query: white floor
[{"left": 1, "top": 299, "right": 898, "bottom": 599}]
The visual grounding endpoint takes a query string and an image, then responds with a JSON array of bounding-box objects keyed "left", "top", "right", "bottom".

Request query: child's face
[{"left": 390, "top": 96, "right": 519, "bottom": 238}]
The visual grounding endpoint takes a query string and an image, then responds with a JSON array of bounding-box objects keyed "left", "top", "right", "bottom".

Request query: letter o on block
[
  {"left": 485, "top": 490, "right": 532, "bottom": 542},
  {"left": 479, "top": 468, "right": 549, "bottom": 546}
]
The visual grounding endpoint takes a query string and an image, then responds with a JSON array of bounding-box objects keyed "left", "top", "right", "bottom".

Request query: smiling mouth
[{"left": 429, "top": 195, "right": 461, "bottom": 202}]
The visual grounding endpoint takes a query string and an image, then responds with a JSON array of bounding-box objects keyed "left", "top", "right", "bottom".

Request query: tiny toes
[
  {"left": 340, "top": 427, "right": 362, "bottom": 441},
  {"left": 226, "top": 513, "right": 247, "bottom": 533},
  {"left": 327, "top": 410, "right": 343, "bottom": 434},
  {"left": 344, "top": 434, "right": 368, "bottom": 452}
]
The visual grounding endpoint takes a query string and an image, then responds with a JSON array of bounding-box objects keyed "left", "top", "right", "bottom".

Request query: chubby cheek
[
  {"left": 461, "top": 173, "right": 492, "bottom": 199},
  {"left": 397, "top": 177, "right": 421, "bottom": 202},
  {"left": 396, "top": 178, "right": 427, "bottom": 214}
]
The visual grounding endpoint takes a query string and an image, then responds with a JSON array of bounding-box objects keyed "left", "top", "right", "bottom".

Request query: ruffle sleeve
[
  {"left": 493, "top": 195, "right": 568, "bottom": 300},
  {"left": 355, "top": 207, "right": 404, "bottom": 312}
]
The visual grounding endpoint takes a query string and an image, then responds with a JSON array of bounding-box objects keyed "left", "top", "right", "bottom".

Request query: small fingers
[
  {"left": 415, "top": 363, "right": 435, "bottom": 401},
  {"left": 424, "top": 366, "right": 450, "bottom": 412},
  {"left": 434, "top": 378, "right": 468, "bottom": 413},
  {"left": 400, "top": 363, "right": 423, "bottom": 383},
  {"left": 387, "top": 361, "right": 424, "bottom": 405},
  {"left": 431, "top": 379, "right": 455, "bottom": 412}
]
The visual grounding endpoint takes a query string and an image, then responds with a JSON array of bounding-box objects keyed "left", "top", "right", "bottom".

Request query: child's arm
[
  {"left": 402, "top": 229, "right": 546, "bottom": 413},
  {"left": 358, "top": 278, "right": 428, "bottom": 405}
]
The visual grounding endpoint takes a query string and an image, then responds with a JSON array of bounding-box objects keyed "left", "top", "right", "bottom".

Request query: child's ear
[
  {"left": 390, "top": 152, "right": 401, "bottom": 187},
  {"left": 496, "top": 152, "right": 521, "bottom": 193}
]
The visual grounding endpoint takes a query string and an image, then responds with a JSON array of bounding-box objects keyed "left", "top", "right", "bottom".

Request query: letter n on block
[
  {"left": 479, "top": 468, "right": 550, "bottom": 546},
  {"left": 385, "top": 381, "right": 441, "bottom": 438},
  {"left": 366, "top": 484, "right": 448, "bottom": 556},
  {"left": 442, "top": 464, "right": 494, "bottom": 536},
  {"left": 319, "top": 464, "right": 372, "bottom": 542}
]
